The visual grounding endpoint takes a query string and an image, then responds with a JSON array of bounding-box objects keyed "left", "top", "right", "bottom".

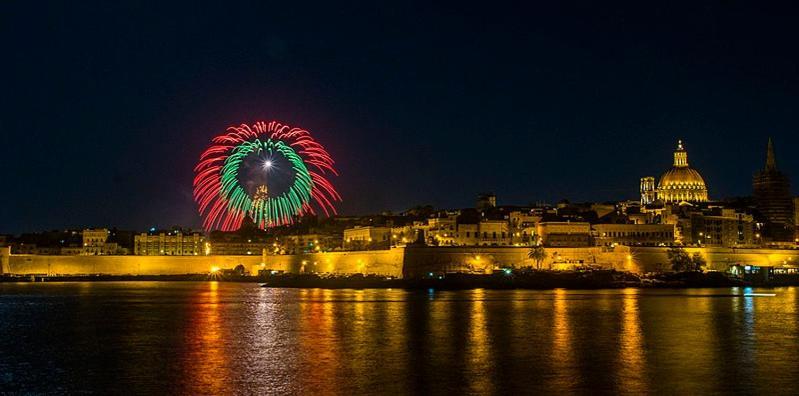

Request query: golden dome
[
  {"left": 659, "top": 167, "right": 706, "bottom": 188},
  {"left": 657, "top": 140, "right": 708, "bottom": 203}
]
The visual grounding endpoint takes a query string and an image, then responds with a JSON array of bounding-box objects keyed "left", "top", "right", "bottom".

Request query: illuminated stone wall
[
  {"left": 3, "top": 253, "right": 263, "bottom": 275},
  {"left": 401, "top": 246, "right": 632, "bottom": 277},
  {"left": 3, "top": 245, "right": 798, "bottom": 277},
  {"left": 0, "top": 247, "right": 404, "bottom": 278},
  {"left": 629, "top": 247, "right": 799, "bottom": 273},
  {"left": 257, "top": 249, "right": 404, "bottom": 277},
  {"left": 0, "top": 247, "right": 9, "bottom": 274},
  {"left": 401, "top": 246, "right": 799, "bottom": 275}
]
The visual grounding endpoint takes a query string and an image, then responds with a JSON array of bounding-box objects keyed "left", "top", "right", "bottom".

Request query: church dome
[
  {"left": 659, "top": 167, "right": 706, "bottom": 188},
  {"left": 657, "top": 141, "right": 708, "bottom": 203}
]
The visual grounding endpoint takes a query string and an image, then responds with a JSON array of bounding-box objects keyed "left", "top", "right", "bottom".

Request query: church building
[{"left": 640, "top": 140, "right": 709, "bottom": 205}]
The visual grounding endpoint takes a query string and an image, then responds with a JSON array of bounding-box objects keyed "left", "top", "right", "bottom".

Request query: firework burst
[{"left": 193, "top": 121, "right": 340, "bottom": 231}]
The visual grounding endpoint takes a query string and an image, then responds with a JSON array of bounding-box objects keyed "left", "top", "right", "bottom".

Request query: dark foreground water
[{"left": 1, "top": 283, "right": 798, "bottom": 395}]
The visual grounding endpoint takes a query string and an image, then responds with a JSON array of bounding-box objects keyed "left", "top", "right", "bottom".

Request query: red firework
[{"left": 193, "top": 121, "right": 340, "bottom": 231}]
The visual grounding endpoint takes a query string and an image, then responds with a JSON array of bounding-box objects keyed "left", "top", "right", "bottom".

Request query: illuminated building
[
  {"left": 640, "top": 177, "right": 656, "bottom": 205},
  {"left": 536, "top": 222, "right": 591, "bottom": 247},
  {"left": 390, "top": 225, "right": 417, "bottom": 245},
  {"left": 214, "top": 233, "right": 334, "bottom": 256},
  {"left": 82, "top": 229, "right": 108, "bottom": 246},
  {"left": 81, "top": 228, "right": 120, "bottom": 255},
  {"left": 453, "top": 220, "right": 511, "bottom": 246},
  {"left": 208, "top": 241, "right": 268, "bottom": 255},
  {"left": 425, "top": 214, "right": 458, "bottom": 245},
  {"left": 654, "top": 141, "right": 709, "bottom": 203},
  {"left": 752, "top": 138, "right": 795, "bottom": 241},
  {"left": 662, "top": 205, "right": 758, "bottom": 247},
  {"left": 282, "top": 234, "right": 334, "bottom": 253},
  {"left": 133, "top": 231, "right": 204, "bottom": 255},
  {"left": 592, "top": 224, "right": 675, "bottom": 247},
  {"left": 509, "top": 210, "right": 540, "bottom": 245},
  {"left": 687, "top": 210, "right": 757, "bottom": 247},
  {"left": 343, "top": 226, "right": 390, "bottom": 250},
  {"left": 509, "top": 210, "right": 541, "bottom": 229}
]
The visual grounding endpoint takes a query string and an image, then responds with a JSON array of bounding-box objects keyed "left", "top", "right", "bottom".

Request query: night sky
[{"left": 3, "top": 1, "right": 798, "bottom": 233}]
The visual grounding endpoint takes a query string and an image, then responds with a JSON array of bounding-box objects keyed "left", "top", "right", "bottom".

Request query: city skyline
[
  {"left": 0, "top": 136, "right": 793, "bottom": 236},
  {"left": 0, "top": 135, "right": 791, "bottom": 234},
  {"left": 3, "top": 2, "right": 799, "bottom": 233}
]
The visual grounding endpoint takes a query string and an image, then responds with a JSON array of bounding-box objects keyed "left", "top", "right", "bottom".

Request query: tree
[
  {"left": 667, "top": 247, "right": 706, "bottom": 272},
  {"left": 690, "top": 253, "right": 706, "bottom": 272},
  {"left": 528, "top": 244, "right": 546, "bottom": 269},
  {"left": 667, "top": 247, "right": 692, "bottom": 272}
]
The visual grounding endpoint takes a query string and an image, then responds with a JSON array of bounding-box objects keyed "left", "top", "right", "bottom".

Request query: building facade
[
  {"left": 390, "top": 225, "right": 419, "bottom": 245},
  {"left": 640, "top": 176, "right": 656, "bottom": 205},
  {"left": 452, "top": 220, "right": 511, "bottom": 246},
  {"left": 593, "top": 224, "right": 675, "bottom": 247},
  {"left": 687, "top": 211, "right": 757, "bottom": 247},
  {"left": 209, "top": 241, "right": 268, "bottom": 256},
  {"left": 753, "top": 138, "right": 795, "bottom": 241},
  {"left": 343, "top": 226, "right": 390, "bottom": 250},
  {"left": 536, "top": 222, "right": 591, "bottom": 247},
  {"left": 133, "top": 231, "right": 205, "bottom": 255},
  {"left": 81, "top": 228, "right": 120, "bottom": 255},
  {"left": 282, "top": 234, "right": 335, "bottom": 253}
]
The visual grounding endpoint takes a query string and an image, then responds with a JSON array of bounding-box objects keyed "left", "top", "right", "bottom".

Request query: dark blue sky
[{"left": 2, "top": 1, "right": 798, "bottom": 233}]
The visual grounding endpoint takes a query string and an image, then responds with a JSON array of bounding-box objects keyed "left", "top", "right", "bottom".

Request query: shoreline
[{"left": 2, "top": 270, "right": 787, "bottom": 289}]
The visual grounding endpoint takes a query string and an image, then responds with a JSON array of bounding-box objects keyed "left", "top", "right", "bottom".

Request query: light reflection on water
[
  {"left": 1, "top": 282, "right": 799, "bottom": 394},
  {"left": 466, "top": 289, "right": 490, "bottom": 395},
  {"left": 181, "top": 281, "right": 226, "bottom": 394},
  {"left": 550, "top": 288, "right": 576, "bottom": 392},
  {"left": 615, "top": 288, "right": 644, "bottom": 394}
]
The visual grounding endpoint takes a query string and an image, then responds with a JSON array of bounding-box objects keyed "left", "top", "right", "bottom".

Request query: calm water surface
[{"left": 1, "top": 282, "right": 798, "bottom": 394}]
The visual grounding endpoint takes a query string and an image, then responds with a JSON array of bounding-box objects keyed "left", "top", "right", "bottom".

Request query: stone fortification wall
[
  {"left": 3, "top": 253, "right": 263, "bottom": 275},
  {"left": 0, "top": 247, "right": 404, "bottom": 278},
  {"left": 629, "top": 247, "right": 799, "bottom": 273},
  {"left": 2, "top": 245, "right": 797, "bottom": 278},
  {"left": 401, "top": 246, "right": 632, "bottom": 277},
  {"left": 258, "top": 249, "right": 403, "bottom": 277},
  {"left": 401, "top": 246, "right": 799, "bottom": 276}
]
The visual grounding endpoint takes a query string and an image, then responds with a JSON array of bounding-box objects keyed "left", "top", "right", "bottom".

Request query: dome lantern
[{"left": 673, "top": 139, "right": 688, "bottom": 167}]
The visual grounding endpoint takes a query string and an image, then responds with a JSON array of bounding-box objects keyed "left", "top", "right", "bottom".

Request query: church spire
[{"left": 765, "top": 137, "right": 777, "bottom": 171}]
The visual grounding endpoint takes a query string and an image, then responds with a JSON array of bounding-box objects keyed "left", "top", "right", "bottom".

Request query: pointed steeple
[{"left": 765, "top": 137, "right": 777, "bottom": 171}]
